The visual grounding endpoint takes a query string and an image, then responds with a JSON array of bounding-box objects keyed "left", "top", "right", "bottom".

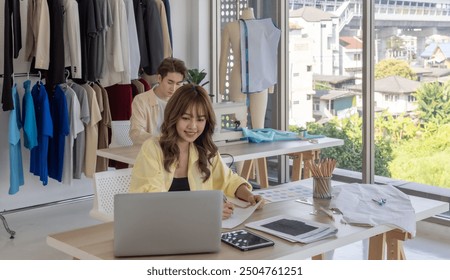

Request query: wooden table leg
[
  {"left": 368, "top": 233, "right": 386, "bottom": 260},
  {"left": 311, "top": 254, "right": 324, "bottom": 260},
  {"left": 301, "top": 151, "right": 315, "bottom": 179},
  {"left": 241, "top": 160, "right": 253, "bottom": 181},
  {"left": 256, "top": 158, "right": 268, "bottom": 188},
  {"left": 290, "top": 153, "right": 303, "bottom": 181},
  {"left": 385, "top": 229, "right": 410, "bottom": 260}
]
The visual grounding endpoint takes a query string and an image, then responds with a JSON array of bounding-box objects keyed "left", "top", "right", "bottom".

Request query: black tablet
[{"left": 221, "top": 229, "right": 274, "bottom": 251}]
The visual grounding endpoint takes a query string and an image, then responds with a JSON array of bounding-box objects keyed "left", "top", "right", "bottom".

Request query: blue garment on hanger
[
  {"left": 22, "top": 79, "right": 38, "bottom": 150},
  {"left": 30, "top": 82, "right": 53, "bottom": 186},
  {"left": 9, "top": 84, "right": 24, "bottom": 194},
  {"left": 48, "top": 85, "right": 70, "bottom": 182}
]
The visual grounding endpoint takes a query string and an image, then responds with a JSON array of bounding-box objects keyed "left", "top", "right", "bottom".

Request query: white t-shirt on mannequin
[{"left": 219, "top": 8, "right": 271, "bottom": 129}]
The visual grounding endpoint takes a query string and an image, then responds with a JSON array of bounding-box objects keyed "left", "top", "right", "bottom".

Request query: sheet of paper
[{"left": 222, "top": 200, "right": 262, "bottom": 229}]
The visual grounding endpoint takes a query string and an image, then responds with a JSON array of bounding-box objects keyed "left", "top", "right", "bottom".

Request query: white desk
[
  {"left": 96, "top": 137, "right": 344, "bottom": 187},
  {"left": 47, "top": 180, "right": 448, "bottom": 260}
]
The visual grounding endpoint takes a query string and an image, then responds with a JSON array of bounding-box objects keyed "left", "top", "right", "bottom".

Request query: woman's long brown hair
[{"left": 159, "top": 84, "right": 218, "bottom": 182}]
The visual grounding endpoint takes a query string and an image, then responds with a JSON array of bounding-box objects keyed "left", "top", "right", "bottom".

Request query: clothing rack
[
  {"left": 1, "top": 70, "right": 67, "bottom": 239},
  {"left": 0, "top": 71, "right": 42, "bottom": 79}
]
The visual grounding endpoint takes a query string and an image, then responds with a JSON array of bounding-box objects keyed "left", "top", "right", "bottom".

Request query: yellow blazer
[{"left": 129, "top": 138, "right": 251, "bottom": 197}]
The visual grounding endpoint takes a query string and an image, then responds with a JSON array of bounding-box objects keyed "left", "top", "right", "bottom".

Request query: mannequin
[
  {"left": 219, "top": 7, "right": 271, "bottom": 129},
  {"left": 219, "top": 7, "right": 279, "bottom": 187}
]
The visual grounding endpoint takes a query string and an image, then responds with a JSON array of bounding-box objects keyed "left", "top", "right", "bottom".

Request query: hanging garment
[
  {"left": 162, "top": 0, "right": 173, "bottom": 48},
  {"left": 124, "top": 0, "right": 141, "bottom": 80},
  {"left": 139, "top": 78, "right": 151, "bottom": 91},
  {"left": 70, "top": 83, "right": 90, "bottom": 179},
  {"left": 63, "top": 0, "right": 82, "bottom": 79},
  {"left": 2, "top": 0, "right": 22, "bottom": 111},
  {"left": 135, "top": 0, "right": 164, "bottom": 75},
  {"left": 30, "top": 82, "right": 53, "bottom": 186},
  {"left": 75, "top": 0, "right": 96, "bottom": 83},
  {"left": 47, "top": 0, "right": 66, "bottom": 87},
  {"left": 9, "top": 84, "right": 25, "bottom": 194},
  {"left": 80, "top": 83, "right": 102, "bottom": 178},
  {"left": 155, "top": 0, "right": 172, "bottom": 58},
  {"left": 95, "top": 83, "right": 112, "bottom": 172},
  {"left": 131, "top": 79, "right": 145, "bottom": 95},
  {"left": 240, "top": 18, "right": 281, "bottom": 93},
  {"left": 22, "top": 80, "right": 38, "bottom": 150},
  {"left": 105, "top": 84, "right": 132, "bottom": 169},
  {"left": 61, "top": 84, "right": 83, "bottom": 185},
  {"left": 100, "top": 0, "right": 131, "bottom": 87},
  {"left": 95, "top": 0, "right": 113, "bottom": 80},
  {"left": 25, "top": 0, "right": 50, "bottom": 69},
  {"left": 48, "top": 85, "right": 70, "bottom": 182}
]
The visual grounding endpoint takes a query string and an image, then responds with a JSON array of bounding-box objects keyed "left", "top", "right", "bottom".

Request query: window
[{"left": 214, "top": 0, "right": 449, "bottom": 190}]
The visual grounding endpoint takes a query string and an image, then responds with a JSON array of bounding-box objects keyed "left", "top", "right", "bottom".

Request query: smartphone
[{"left": 221, "top": 229, "right": 274, "bottom": 251}]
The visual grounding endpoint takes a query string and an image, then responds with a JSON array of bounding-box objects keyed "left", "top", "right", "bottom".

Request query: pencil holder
[{"left": 313, "top": 176, "right": 332, "bottom": 199}]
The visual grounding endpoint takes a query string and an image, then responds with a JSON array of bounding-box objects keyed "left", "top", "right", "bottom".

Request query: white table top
[
  {"left": 96, "top": 137, "right": 344, "bottom": 165},
  {"left": 47, "top": 180, "right": 448, "bottom": 260}
]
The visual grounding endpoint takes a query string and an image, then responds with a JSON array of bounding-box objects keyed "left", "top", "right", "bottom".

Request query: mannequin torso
[{"left": 219, "top": 8, "right": 269, "bottom": 129}]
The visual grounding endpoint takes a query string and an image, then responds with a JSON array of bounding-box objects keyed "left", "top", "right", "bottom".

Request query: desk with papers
[{"left": 47, "top": 179, "right": 448, "bottom": 260}]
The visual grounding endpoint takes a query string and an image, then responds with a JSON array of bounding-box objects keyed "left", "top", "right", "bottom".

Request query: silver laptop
[{"left": 113, "top": 190, "right": 222, "bottom": 257}]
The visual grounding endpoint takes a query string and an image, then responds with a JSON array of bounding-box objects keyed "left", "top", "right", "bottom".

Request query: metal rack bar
[{"left": 1, "top": 195, "right": 93, "bottom": 239}]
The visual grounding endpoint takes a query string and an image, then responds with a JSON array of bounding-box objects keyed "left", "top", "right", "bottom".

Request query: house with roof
[
  {"left": 412, "top": 67, "right": 450, "bottom": 83},
  {"left": 310, "top": 74, "right": 358, "bottom": 121},
  {"left": 290, "top": 7, "right": 339, "bottom": 76},
  {"left": 339, "top": 36, "right": 363, "bottom": 78},
  {"left": 420, "top": 42, "right": 450, "bottom": 68},
  {"left": 347, "top": 75, "right": 421, "bottom": 115}
]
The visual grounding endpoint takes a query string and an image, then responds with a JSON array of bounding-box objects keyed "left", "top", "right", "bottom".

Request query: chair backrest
[
  {"left": 90, "top": 168, "right": 133, "bottom": 222},
  {"left": 110, "top": 120, "right": 133, "bottom": 147}
]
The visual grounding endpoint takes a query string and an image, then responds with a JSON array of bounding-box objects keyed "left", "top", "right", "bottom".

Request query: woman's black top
[{"left": 169, "top": 177, "right": 190, "bottom": 192}]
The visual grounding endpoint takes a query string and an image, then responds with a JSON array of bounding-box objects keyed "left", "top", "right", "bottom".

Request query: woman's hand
[
  {"left": 235, "top": 184, "right": 266, "bottom": 209},
  {"left": 245, "top": 194, "right": 265, "bottom": 209},
  {"left": 222, "top": 201, "right": 234, "bottom": 220}
]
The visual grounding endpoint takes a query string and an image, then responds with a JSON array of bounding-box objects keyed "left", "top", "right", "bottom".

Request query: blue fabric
[
  {"left": 9, "top": 84, "right": 24, "bottom": 194},
  {"left": 242, "top": 128, "right": 299, "bottom": 143},
  {"left": 302, "top": 132, "right": 325, "bottom": 140},
  {"left": 242, "top": 128, "right": 325, "bottom": 143},
  {"left": 22, "top": 79, "right": 38, "bottom": 149},
  {"left": 30, "top": 82, "right": 53, "bottom": 186},
  {"left": 48, "top": 85, "right": 70, "bottom": 182}
]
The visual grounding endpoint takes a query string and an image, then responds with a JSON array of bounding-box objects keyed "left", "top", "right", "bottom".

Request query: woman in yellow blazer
[{"left": 130, "top": 84, "right": 264, "bottom": 219}]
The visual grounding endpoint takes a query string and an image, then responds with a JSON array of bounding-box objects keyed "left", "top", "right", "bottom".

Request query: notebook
[{"left": 113, "top": 190, "right": 223, "bottom": 257}]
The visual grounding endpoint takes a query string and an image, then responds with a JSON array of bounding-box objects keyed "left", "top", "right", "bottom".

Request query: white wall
[{"left": 0, "top": 0, "right": 211, "bottom": 211}]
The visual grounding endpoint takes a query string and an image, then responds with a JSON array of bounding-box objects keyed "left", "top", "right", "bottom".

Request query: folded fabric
[
  {"left": 302, "top": 132, "right": 325, "bottom": 139},
  {"left": 330, "top": 183, "right": 416, "bottom": 237},
  {"left": 242, "top": 128, "right": 299, "bottom": 143}
]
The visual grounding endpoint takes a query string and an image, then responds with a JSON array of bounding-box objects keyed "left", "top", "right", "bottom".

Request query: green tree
[
  {"left": 414, "top": 81, "right": 450, "bottom": 126},
  {"left": 374, "top": 111, "right": 419, "bottom": 144},
  {"left": 304, "top": 114, "right": 393, "bottom": 177},
  {"left": 389, "top": 124, "right": 450, "bottom": 188},
  {"left": 375, "top": 59, "right": 416, "bottom": 80}
]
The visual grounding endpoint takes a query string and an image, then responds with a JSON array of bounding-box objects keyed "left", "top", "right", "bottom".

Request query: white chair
[
  {"left": 90, "top": 168, "right": 133, "bottom": 222},
  {"left": 110, "top": 120, "right": 133, "bottom": 148}
]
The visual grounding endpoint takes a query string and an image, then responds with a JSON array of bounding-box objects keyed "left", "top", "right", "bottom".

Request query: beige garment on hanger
[
  {"left": 141, "top": 72, "right": 158, "bottom": 87},
  {"left": 132, "top": 79, "right": 145, "bottom": 94},
  {"left": 155, "top": 0, "right": 172, "bottom": 57}
]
